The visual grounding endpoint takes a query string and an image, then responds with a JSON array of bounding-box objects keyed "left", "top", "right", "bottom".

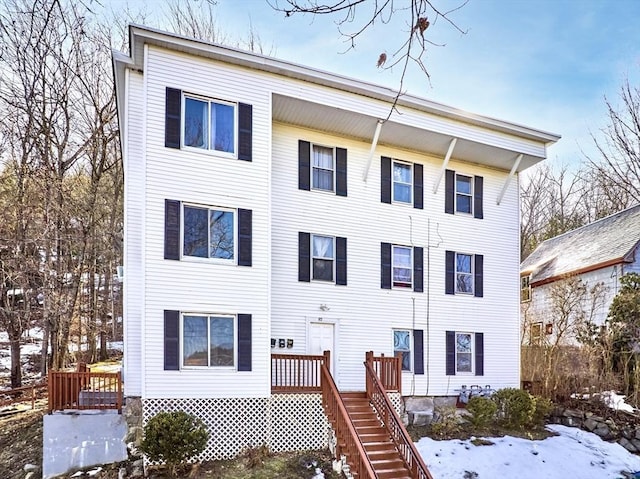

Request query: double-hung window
[
  {"left": 312, "top": 145, "right": 335, "bottom": 192},
  {"left": 298, "top": 232, "right": 347, "bottom": 285},
  {"left": 393, "top": 246, "right": 413, "bottom": 288},
  {"left": 393, "top": 161, "right": 412, "bottom": 204},
  {"left": 446, "top": 330, "right": 483, "bottom": 376},
  {"left": 184, "top": 95, "right": 236, "bottom": 154},
  {"left": 455, "top": 253, "right": 473, "bottom": 294},
  {"left": 183, "top": 205, "right": 235, "bottom": 260},
  {"left": 312, "top": 235, "right": 334, "bottom": 281},
  {"left": 381, "top": 157, "right": 423, "bottom": 209},
  {"left": 530, "top": 322, "right": 542, "bottom": 345},
  {"left": 182, "top": 314, "right": 235, "bottom": 367},
  {"left": 455, "top": 332, "right": 473, "bottom": 373},
  {"left": 394, "top": 330, "right": 412, "bottom": 371},
  {"left": 455, "top": 174, "right": 473, "bottom": 214},
  {"left": 445, "top": 251, "right": 483, "bottom": 297},
  {"left": 444, "top": 169, "right": 483, "bottom": 219}
]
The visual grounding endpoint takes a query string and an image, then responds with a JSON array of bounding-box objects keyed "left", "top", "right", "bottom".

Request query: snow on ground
[
  {"left": 603, "top": 391, "right": 637, "bottom": 414},
  {"left": 417, "top": 424, "right": 640, "bottom": 479}
]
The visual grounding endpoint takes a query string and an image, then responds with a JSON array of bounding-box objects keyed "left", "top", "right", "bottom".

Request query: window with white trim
[
  {"left": 393, "top": 246, "right": 412, "bottom": 288},
  {"left": 312, "top": 145, "right": 335, "bottom": 192},
  {"left": 530, "top": 322, "right": 542, "bottom": 345},
  {"left": 394, "top": 330, "right": 412, "bottom": 371},
  {"left": 312, "top": 234, "right": 334, "bottom": 281},
  {"left": 521, "top": 275, "right": 531, "bottom": 302},
  {"left": 456, "top": 332, "right": 473, "bottom": 373},
  {"left": 182, "top": 314, "right": 235, "bottom": 367},
  {"left": 456, "top": 253, "right": 473, "bottom": 294},
  {"left": 393, "top": 161, "right": 412, "bottom": 204},
  {"left": 455, "top": 174, "right": 473, "bottom": 213},
  {"left": 184, "top": 95, "right": 236, "bottom": 155},
  {"left": 183, "top": 204, "right": 235, "bottom": 260}
]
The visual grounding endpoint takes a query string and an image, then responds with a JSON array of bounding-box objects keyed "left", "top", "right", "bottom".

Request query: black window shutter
[
  {"left": 238, "top": 103, "right": 253, "bottom": 161},
  {"left": 381, "top": 242, "right": 392, "bottom": 289},
  {"left": 446, "top": 330, "right": 455, "bottom": 376},
  {"left": 445, "top": 169, "right": 455, "bottom": 214},
  {"left": 475, "top": 333, "right": 484, "bottom": 376},
  {"left": 164, "top": 310, "right": 180, "bottom": 371},
  {"left": 474, "top": 254, "right": 484, "bottom": 298},
  {"left": 445, "top": 250, "right": 455, "bottom": 295},
  {"left": 413, "top": 247, "right": 424, "bottom": 293},
  {"left": 336, "top": 236, "right": 347, "bottom": 285},
  {"left": 413, "top": 163, "right": 423, "bottom": 209},
  {"left": 298, "top": 232, "right": 311, "bottom": 282},
  {"left": 413, "top": 329, "right": 424, "bottom": 375},
  {"left": 165, "top": 88, "right": 181, "bottom": 149},
  {"left": 298, "top": 140, "right": 311, "bottom": 191},
  {"left": 164, "top": 200, "right": 181, "bottom": 260},
  {"left": 237, "top": 314, "right": 252, "bottom": 371},
  {"left": 381, "top": 156, "right": 391, "bottom": 204},
  {"left": 474, "top": 176, "right": 484, "bottom": 219},
  {"left": 336, "top": 148, "right": 348, "bottom": 197},
  {"left": 238, "top": 209, "right": 252, "bottom": 267}
]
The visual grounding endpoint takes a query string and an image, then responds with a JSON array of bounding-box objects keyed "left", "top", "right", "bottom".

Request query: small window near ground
[
  {"left": 521, "top": 275, "right": 531, "bottom": 302},
  {"left": 456, "top": 174, "right": 472, "bottom": 214},
  {"left": 184, "top": 95, "right": 236, "bottom": 155},
  {"left": 394, "top": 330, "right": 412, "bottom": 371},
  {"left": 393, "top": 246, "right": 412, "bottom": 288},
  {"left": 456, "top": 332, "right": 473, "bottom": 373},
  {"left": 183, "top": 205, "right": 235, "bottom": 260},
  {"left": 183, "top": 314, "right": 235, "bottom": 367},
  {"left": 393, "top": 161, "right": 412, "bottom": 204},
  {"left": 312, "top": 145, "right": 335, "bottom": 192},
  {"left": 312, "top": 235, "right": 334, "bottom": 281},
  {"left": 456, "top": 253, "right": 473, "bottom": 294}
]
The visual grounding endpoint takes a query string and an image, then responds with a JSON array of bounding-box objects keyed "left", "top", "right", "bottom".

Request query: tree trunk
[{"left": 9, "top": 336, "right": 22, "bottom": 388}]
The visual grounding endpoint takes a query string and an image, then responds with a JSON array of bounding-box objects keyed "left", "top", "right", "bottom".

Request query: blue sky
[{"left": 110, "top": 0, "right": 640, "bottom": 167}]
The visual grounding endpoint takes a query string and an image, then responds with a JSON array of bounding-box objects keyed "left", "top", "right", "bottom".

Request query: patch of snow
[
  {"left": 602, "top": 391, "right": 636, "bottom": 414},
  {"left": 417, "top": 424, "right": 640, "bottom": 479},
  {"left": 108, "top": 341, "right": 123, "bottom": 351}
]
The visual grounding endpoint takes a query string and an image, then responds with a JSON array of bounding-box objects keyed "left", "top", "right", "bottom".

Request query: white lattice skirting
[{"left": 143, "top": 394, "right": 331, "bottom": 460}]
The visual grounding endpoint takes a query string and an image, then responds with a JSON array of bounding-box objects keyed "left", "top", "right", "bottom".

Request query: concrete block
[{"left": 404, "top": 396, "right": 434, "bottom": 414}]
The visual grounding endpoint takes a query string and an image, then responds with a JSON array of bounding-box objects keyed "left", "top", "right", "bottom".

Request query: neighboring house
[
  {"left": 112, "top": 25, "right": 558, "bottom": 462},
  {"left": 520, "top": 204, "right": 640, "bottom": 345}
]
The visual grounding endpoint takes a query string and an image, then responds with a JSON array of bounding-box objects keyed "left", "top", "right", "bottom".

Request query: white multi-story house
[{"left": 113, "top": 25, "right": 559, "bottom": 470}]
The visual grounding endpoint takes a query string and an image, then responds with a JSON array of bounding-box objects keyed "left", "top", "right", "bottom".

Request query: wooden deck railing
[
  {"left": 364, "top": 353, "right": 433, "bottom": 479},
  {"left": 48, "top": 368, "right": 123, "bottom": 414},
  {"left": 321, "top": 360, "right": 377, "bottom": 479},
  {"left": 368, "top": 350, "right": 403, "bottom": 391},
  {"left": 271, "top": 351, "right": 330, "bottom": 392}
]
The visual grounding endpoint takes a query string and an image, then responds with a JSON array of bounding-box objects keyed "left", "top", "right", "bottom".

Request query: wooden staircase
[{"left": 341, "top": 392, "right": 412, "bottom": 479}]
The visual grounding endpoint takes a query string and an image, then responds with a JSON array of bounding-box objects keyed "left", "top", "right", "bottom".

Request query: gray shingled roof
[{"left": 521, "top": 204, "right": 640, "bottom": 284}]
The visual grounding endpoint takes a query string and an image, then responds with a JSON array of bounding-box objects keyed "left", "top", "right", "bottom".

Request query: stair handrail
[
  {"left": 320, "top": 362, "right": 378, "bottom": 479},
  {"left": 364, "top": 356, "right": 433, "bottom": 479}
]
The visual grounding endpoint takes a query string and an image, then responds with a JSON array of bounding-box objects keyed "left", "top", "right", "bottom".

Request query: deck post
[{"left": 395, "top": 351, "right": 402, "bottom": 392}]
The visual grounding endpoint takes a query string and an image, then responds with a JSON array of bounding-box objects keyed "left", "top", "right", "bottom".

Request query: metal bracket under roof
[
  {"left": 497, "top": 154, "right": 523, "bottom": 205},
  {"left": 433, "top": 138, "right": 457, "bottom": 194},
  {"left": 362, "top": 119, "right": 384, "bottom": 182}
]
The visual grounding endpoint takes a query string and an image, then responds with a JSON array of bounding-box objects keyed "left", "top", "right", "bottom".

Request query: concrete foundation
[{"left": 43, "top": 410, "right": 128, "bottom": 479}]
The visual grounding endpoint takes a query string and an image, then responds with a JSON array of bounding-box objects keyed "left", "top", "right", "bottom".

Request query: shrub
[
  {"left": 139, "top": 411, "right": 209, "bottom": 477},
  {"left": 466, "top": 396, "right": 497, "bottom": 428},
  {"left": 492, "top": 388, "right": 535, "bottom": 429},
  {"left": 531, "top": 395, "right": 553, "bottom": 426},
  {"left": 430, "top": 406, "right": 461, "bottom": 438}
]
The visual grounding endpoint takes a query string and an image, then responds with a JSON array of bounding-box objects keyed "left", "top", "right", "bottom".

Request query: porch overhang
[{"left": 272, "top": 94, "right": 556, "bottom": 174}]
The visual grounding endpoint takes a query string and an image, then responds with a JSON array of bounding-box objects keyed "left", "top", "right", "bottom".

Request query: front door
[{"left": 309, "top": 321, "right": 335, "bottom": 376}]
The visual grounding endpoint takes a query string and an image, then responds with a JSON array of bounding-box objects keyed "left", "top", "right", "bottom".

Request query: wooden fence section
[
  {"left": 366, "top": 351, "right": 402, "bottom": 392},
  {"left": 271, "top": 351, "right": 330, "bottom": 393},
  {"left": 0, "top": 381, "right": 47, "bottom": 410},
  {"left": 48, "top": 370, "right": 123, "bottom": 413}
]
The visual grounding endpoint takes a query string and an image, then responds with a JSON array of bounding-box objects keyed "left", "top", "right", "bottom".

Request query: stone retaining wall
[{"left": 549, "top": 406, "right": 640, "bottom": 454}]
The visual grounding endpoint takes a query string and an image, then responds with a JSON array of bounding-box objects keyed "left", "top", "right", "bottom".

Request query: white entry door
[{"left": 309, "top": 321, "right": 335, "bottom": 376}]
